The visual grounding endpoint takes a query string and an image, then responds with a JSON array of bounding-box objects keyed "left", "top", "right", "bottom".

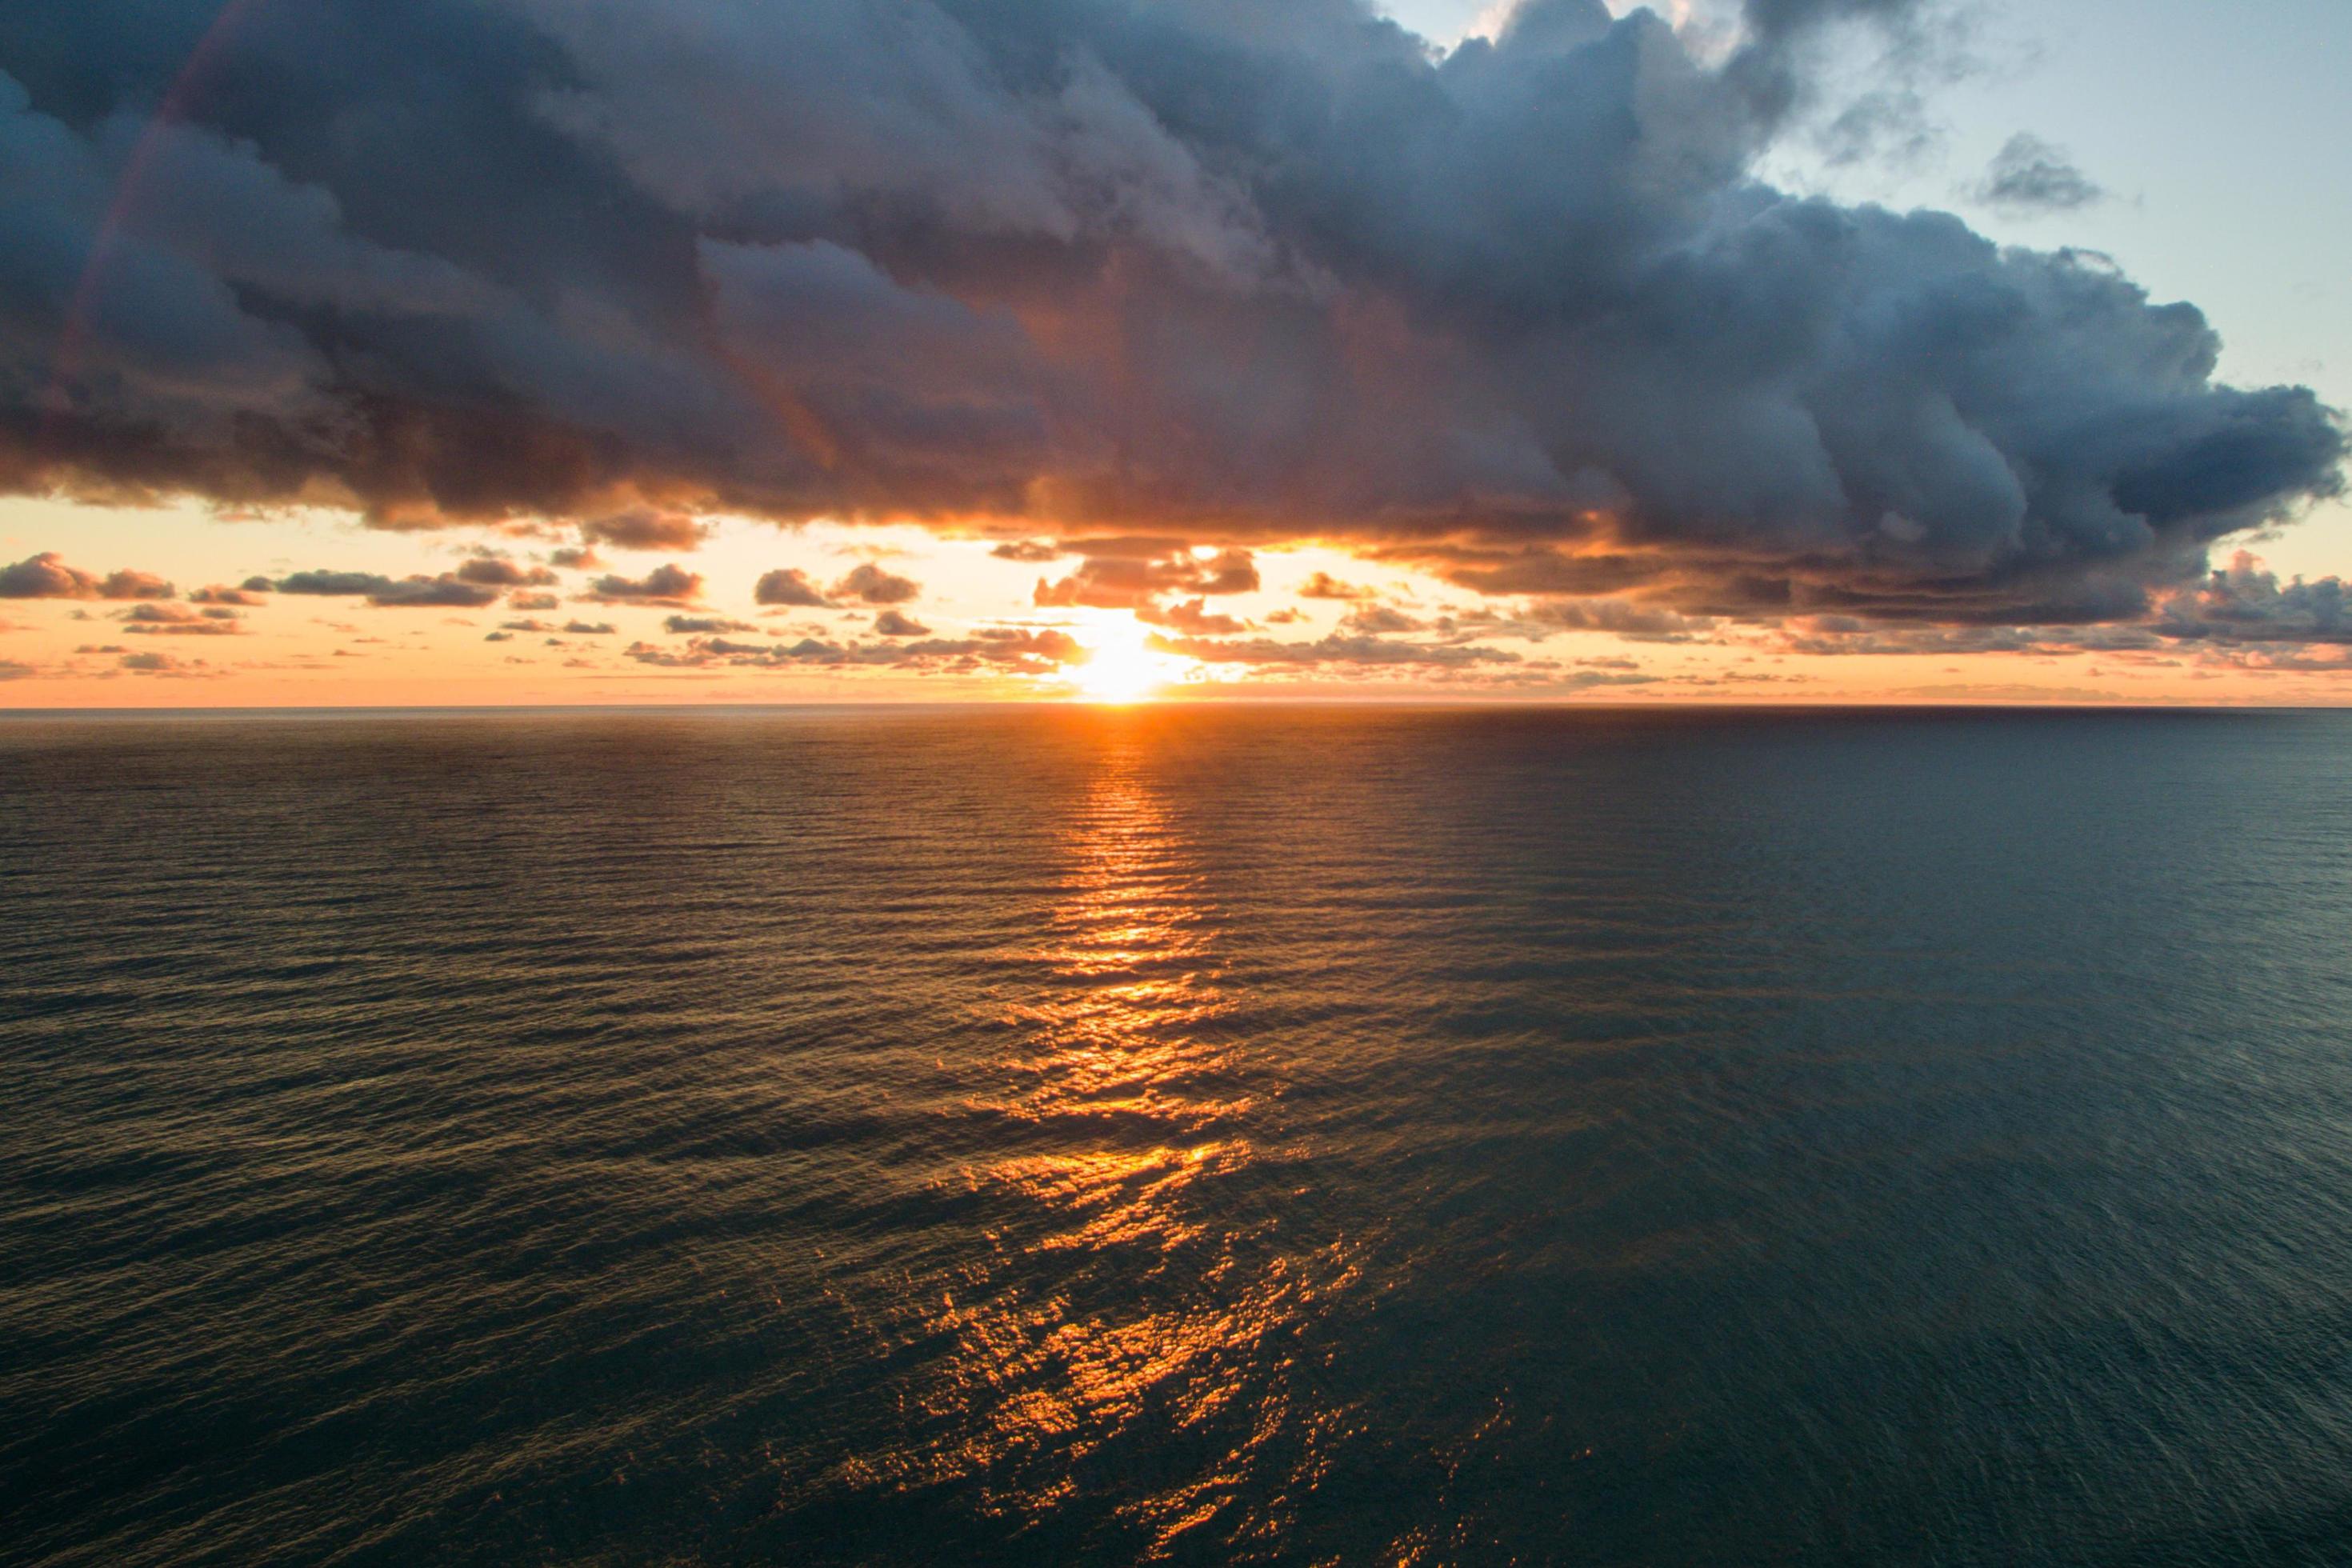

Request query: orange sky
[{"left": 6, "top": 496, "right": 2349, "bottom": 708}]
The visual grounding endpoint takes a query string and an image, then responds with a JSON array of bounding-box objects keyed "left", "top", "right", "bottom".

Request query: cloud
[
  {"left": 1138, "top": 597, "right": 1246, "bottom": 635},
  {"left": 270, "top": 568, "right": 500, "bottom": 607},
  {"left": 1150, "top": 633, "right": 1521, "bottom": 668},
  {"left": 455, "top": 555, "right": 559, "bottom": 587},
  {"left": 627, "top": 626, "right": 1080, "bottom": 671},
  {"left": 549, "top": 546, "right": 601, "bottom": 570},
  {"left": 119, "top": 602, "right": 241, "bottom": 634},
  {"left": 272, "top": 570, "right": 396, "bottom": 596},
  {"left": 663, "top": 614, "right": 754, "bottom": 634},
  {"left": 0, "top": 0, "right": 2336, "bottom": 642},
  {"left": 1036, "top": 546, "right": 1258, "bottom": 609},
  {"left": 873, "top": 609, "right": 932, "bottom": 636},
  {"left": 990, "top": 539, "right": 1063, "bottom": 562},
  {"left": 0, "top": 658, "right": 38, "bottom": 678},
  {"left": 1340, "top": 605, "right": 1426, "bottom": 634},
  {"left": 582, "top": 563, "right": 702, "bottom": 605},
  {"left": 0, "top": 553, "right": 174, "bottom": 599},
  {"left": 1514, "top": 598, "right": 1718, "bottom": 642},
  {"left": 1555, "top": 668, "right": 1662, "bottom": 691},
  {"left": 118, "top": 650, "right": 214, "bottom": 675},
  {"left": 580, "top": 508, "right": 710, "bottom": 551},
  {"left": 1296, "top": 572, "right": 1374, "bottom": 602},
  {"left": 99, "top": 568, "right": 177, "bottom": 601},
  {"left": 374, "top": 576, "right": 500, "bottom": 606},
  {"left": 1973, "top": 133, "right": 2106, "bottom": 215},
  {"left": 189, "top": 583, "right": 265, "bottom": 606},
  {"left": 834, "top": 562, "right": 922, "bottom": 605},
  {"left": 2154, "top": 552, "right": 2351, "bottom": 645},
  {"left": 754, "top": 567, "right": 831, "bottom": 607}
]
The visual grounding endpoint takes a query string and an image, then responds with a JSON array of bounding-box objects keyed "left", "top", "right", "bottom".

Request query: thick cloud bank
[{"left": 0, "top": 0, "right": 2340, "bottom": 628}]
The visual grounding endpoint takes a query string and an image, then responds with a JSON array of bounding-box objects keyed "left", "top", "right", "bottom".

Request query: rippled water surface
[{"left": 6, "top": 706, "right": 2352, "bottom": 1565}]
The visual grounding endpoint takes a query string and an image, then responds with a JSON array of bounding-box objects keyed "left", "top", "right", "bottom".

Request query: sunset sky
[{"left": 3, "top": 0, "right": 2347, "bottom": 706}]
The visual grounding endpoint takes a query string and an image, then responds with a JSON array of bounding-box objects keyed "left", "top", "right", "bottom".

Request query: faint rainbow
[{"left": 40, "top": 0, "right": 268, "bottom": 453}]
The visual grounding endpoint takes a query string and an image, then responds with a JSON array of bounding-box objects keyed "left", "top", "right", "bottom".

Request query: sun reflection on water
[{"left": 822, "top": 731, "right": 1360, "bottom": 1554}]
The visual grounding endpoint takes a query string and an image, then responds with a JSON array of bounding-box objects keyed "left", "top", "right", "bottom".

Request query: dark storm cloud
[
  {"left": 0, "top": 0, "right": 2338, "bottom": 635},
  {"left": 1391, "top": 547, "right": 1671, "bottom": 599},
  {"left": 0, "top": 552, "right": 174, "bottom": 599},
  {"left": 1973, "top": 134, "right": 2106, "bottom": 215}
]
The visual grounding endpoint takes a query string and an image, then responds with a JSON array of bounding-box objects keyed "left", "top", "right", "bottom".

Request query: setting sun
[{"left": 1071, "top": 616, "right": 1194, "bottom": 702}]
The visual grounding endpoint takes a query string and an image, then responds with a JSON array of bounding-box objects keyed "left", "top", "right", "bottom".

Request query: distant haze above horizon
[{"left": 2, "top": 0, "right": 2348, "bottom": 706}]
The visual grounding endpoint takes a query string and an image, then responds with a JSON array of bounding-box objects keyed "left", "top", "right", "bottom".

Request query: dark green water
[{"left": 4, "top": 707, "right": 2351, "bottom": 1565}]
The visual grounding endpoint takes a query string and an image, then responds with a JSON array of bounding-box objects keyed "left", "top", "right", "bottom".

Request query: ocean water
[{"left": 4, "top": 706, "right": 2352, "bottom": 1566}]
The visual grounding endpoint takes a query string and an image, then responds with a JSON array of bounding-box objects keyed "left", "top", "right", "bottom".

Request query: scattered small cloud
[
  {"left": 1971, "top": 133, "right": 2106, "bottom": 214},
  {"left": 754, "top": 567, "right": 831, "bottom": 607},
  {"left": 834, "top": 562, "right": 922, "bottom": 605},
  {"left": 119, "top": 602, "right": 242, "bottom": 635},
  {"left": 580, "top": 508, "right": 711, "bottom": 551},
  {"left": 582, "top": 563, "right": 703, "bottom": 606},
  {"left": 1295, "top": 571, "right": 1373, "bottom": 602},
  {"left": 0, "top": 553, "right": 175, "bottom": 601},
  {"left": 455, "top": 556, "right": 560, "bottom": 588}
]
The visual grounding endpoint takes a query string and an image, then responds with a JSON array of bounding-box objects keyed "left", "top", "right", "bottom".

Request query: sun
[{"left": 1072, "top": 615, "right": 1192, "bottom": 702}]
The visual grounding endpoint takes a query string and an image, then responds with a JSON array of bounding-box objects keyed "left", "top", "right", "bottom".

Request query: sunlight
[{"left": 1072, "top": 616, "right": 1194, "bottom": 703}]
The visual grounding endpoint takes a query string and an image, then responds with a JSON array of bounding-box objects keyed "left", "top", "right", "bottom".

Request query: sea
[{"left": 4, "top": 706, "right": 2350, "bottom": 1566}]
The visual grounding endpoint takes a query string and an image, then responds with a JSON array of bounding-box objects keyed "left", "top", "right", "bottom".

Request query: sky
[{"left": 2, "top": 0, "right": 2348, "bottom": 706}]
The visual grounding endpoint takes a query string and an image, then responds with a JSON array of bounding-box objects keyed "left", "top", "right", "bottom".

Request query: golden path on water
[{"left": 831, "top": 726, "right": 1362, "bottom": 1555}]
